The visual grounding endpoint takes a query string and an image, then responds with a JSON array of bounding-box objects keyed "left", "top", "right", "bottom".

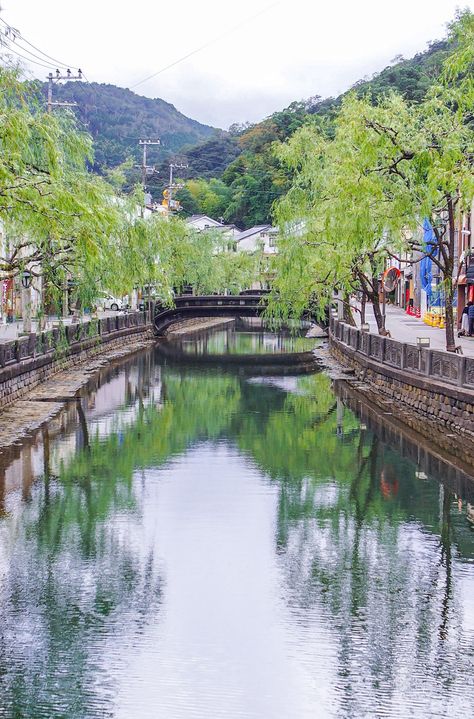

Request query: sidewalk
[
  {"left": 0, "top": 310, "right": 125, "bottom": 343},
  {"left": 358, "top": 304, "right": 474, "bottom": 358}
]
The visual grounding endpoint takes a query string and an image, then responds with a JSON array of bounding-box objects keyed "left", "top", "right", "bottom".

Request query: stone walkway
[
  {"left": 359, "top": 304, "right": 474, "bottom": 358},
  {"left": 0, "top": 337, "right": 152, "bottom": 449}
]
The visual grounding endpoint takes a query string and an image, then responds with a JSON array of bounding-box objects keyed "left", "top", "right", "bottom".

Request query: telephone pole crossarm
[{"left": 46, "top": 68, "right": 83, "bottom": 113}]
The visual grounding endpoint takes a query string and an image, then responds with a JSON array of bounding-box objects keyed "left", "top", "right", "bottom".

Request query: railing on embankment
[
  {"left": 329, "top": 315, "right": 474, "bottom": 440},
  {"left": 0, "top": 310, "right": 150, "bottom": 407},
  {"left": 330, "top": 315, "right": 474, "bottom": 391}
]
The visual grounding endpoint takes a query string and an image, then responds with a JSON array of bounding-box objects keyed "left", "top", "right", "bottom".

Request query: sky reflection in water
[{"left": 0, "top": 337, "right": 473, "bottom": 718}]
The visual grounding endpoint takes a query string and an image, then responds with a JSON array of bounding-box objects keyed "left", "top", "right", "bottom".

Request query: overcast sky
[{"left": 1, "top": 0, "right": 472, "bottom": 129}]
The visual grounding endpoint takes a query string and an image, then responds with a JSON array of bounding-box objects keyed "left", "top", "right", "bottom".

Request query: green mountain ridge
[
  {"left": 171, "top": 38, "right": 450, "bottom": 227},
  {"left": 46, "top": 81, "right": 218, "bottom": 171},
  {"left": 45, "top": 37, "right": 449, "bottom": 227}
]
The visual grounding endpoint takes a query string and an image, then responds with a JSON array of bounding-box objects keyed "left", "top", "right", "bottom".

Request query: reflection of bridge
[
  {"left": 153, "top": 294, "right": 318, "bottom": 336},
  {"left": 154, "top": 341, "right": 318, "bottom": 375}
]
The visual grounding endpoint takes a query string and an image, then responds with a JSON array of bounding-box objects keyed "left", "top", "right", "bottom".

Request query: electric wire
[
  {"left": 1, "top": 44, "right": 53, "bottom": 70},
  {"left": 130, "top": 0, "right": 280, "bottom": 89},
  {"left": 0, "top": 16, "right": 80, "bottom": 70},
  {"left": 3, "top": 37, "right": 70, "bottom": 70}
]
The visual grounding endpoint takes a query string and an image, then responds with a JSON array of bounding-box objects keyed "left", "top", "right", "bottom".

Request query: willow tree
[
  {"left": 0, "top": 68, "right": 128, "bottom": 295},
  {"left": 269, "top": 10, "right": 474, "bottom": 351},
  {"left": 268, "top": 95, "right": 415, "bottom": 332}
]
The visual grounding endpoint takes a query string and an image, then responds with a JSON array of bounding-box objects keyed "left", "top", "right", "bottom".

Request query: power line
[
  {"left": 0, "top": 16, "right": 80, "bottom": 70},
  {"left": 2, "top": 44, "right": 53, "bottom": 70},
  {"left": 130, "top": 0, "right": 280, "bottom": 90},
  {"left": 4, "top": 36, "right": 71, "bottom": 70}
]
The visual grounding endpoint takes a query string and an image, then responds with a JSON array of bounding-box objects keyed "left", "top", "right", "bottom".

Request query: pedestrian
[
  {"left": 468, "top": 301, "right": 474, "bottom": 336},
  {"left": 460, "top": 302, "right": 471, "bottom": 336}
]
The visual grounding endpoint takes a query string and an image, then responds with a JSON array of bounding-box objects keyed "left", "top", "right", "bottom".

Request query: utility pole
[
  {"left": 43, "top": 69, "right": 83, "bottom": 328},
  {"left": 46, "top": 68, "right": 83, "bottom": 113},
  {"left": 138, "top": 139, "right": 161, "bottom": 195},
  {"left": 168, "top": 162, "right": 188, "bottom": 214}
]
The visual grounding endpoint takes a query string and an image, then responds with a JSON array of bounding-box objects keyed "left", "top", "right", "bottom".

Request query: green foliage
[
  {"left": 268, "top": 11, "right": 474, "bottom": 349},
  {"left": 177, "top": 177, "right": 233, "bottom": 219},
  {"left": 0, "top": 67, "right": 126, "bottom": 296},
  {"left": 350, "top": 40, "right": 449, "bottom": 103},
  {"left": 167, "top": 135, "right": 241, "bottom": 179},
  {"left": 442, "top": 8, "right": 474, "bottom": 110},
  {"left": 172, "top": 36, "right": 453, "bottom": 228}
]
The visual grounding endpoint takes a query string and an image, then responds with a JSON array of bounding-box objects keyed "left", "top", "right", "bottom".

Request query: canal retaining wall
[
  {"left": 329, "top": 316, "right": 474, "bottom": 439},
  {"left": 0, "top": 312, "right": 152, "bottom": 409}
]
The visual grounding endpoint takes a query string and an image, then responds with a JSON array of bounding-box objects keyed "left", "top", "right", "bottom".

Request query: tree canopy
[{"left": 267, "top": 10, "right": 474, "bottom": 350}]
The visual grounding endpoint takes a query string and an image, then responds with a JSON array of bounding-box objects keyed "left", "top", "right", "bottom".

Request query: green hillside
[
  {"left": 174, "top": 39, "right": 449, "bottom": 227},
  {"left": 47, "top": 82, "right": 217, "bottom": 171},
  {"left": 45, "top": 37, "right": 449, "bottom": 226}
]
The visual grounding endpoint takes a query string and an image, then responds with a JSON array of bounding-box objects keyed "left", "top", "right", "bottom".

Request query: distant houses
[
  {"left": 185, "top": 215, "right": 278, "bottom": 255},
  {"left": 234, "top": 225, "right": 278, "bottom": 255}
]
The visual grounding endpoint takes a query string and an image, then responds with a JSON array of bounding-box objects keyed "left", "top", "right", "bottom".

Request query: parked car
[{"left": 96, "top": 294, "right": 127, "bottom": 311}]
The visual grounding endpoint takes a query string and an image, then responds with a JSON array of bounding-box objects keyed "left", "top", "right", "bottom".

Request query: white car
[{"left": 97, "top": 294, "right": 127, "bottom": 311}]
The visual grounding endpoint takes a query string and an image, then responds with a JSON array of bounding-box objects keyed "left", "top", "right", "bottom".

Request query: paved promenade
[{"left": 358, "top": 304, "right": 474, "bottom": 358}]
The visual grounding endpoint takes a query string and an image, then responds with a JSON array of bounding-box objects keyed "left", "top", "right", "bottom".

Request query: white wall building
[
  {"left": 235, "top": 225, "right": 278, "bottom": 255},
  {"left": 186, "top": 215, "right": 225, "bottom": 232}
]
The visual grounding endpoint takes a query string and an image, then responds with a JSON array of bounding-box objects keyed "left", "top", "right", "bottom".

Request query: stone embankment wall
[
  {"left": 329, "top": 316, "right": 474, "bottom": 439},
  {"left": 0, "top": 312, "right": 151, "bottom": 408}
]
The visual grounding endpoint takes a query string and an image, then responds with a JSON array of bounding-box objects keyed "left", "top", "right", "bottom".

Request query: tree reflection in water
[{"left": 0, "top": 351, "right": 472, "bottom": 717}]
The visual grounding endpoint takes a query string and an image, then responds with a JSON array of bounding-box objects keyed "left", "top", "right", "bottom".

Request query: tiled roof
[{"left": 235, "top": 225, "right": 271, "bottom": 242}]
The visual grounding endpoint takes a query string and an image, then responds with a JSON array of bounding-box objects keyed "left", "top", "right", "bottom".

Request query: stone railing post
[
  {"left": 458, "top": 356, "right": 467, "bottom": 388},
  {"left": 424, "top": 349, "right": 433, "bottom": 377},
  {"left": 401, "top": 343, "right": 407, "bottom": 370}
]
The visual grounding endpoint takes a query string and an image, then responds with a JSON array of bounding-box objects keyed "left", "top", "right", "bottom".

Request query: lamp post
[{"left": 21, "top": 269, "right": 32, "bottom": 334}]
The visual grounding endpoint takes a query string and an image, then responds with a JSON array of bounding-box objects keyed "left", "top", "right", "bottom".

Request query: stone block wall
[
  {"left": 0, "top": 312, "right": 152, "bottom": 408},
  {"left": 330, "top": 318, "right": 474, "bottom": 439}
]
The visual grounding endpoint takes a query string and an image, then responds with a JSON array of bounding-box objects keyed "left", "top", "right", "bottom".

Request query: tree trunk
[
  {"left": 343, "top": 293, "right": 356, "bottom": 326},
  {"left": 355, "top": 266, "right": 386, "bottom": 335},
  {"left": 444, "top": 197, "right": 457, "bottom": 352},
  {"left": 371, "top": 291, "right": 385, "bottom": 334},
  {"left": 444, "top": 283, "right": 456, "bottom": 352}
]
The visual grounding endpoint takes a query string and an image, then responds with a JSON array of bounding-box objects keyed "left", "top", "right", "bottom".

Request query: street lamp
[
  {"left": 21, "top": 269, "right": 32, "bottom": 289},
  {"left": 21, "top": 269, "right": 32, "bottom": 333}
]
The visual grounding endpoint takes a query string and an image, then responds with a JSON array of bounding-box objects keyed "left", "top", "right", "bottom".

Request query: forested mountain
[
  {"left": 173, "top": 39, "right": 449, "bottom": 228},
  {"left": 45, "top": 82, "right": 217, "bottom": 171},
  {"left": 43, "top": 37, "right": 449, "bottom": 227}
]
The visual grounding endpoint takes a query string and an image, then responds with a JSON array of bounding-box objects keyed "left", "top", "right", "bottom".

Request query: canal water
[{"left": 0, "top": 328, "right": 473, "bottom": 718}]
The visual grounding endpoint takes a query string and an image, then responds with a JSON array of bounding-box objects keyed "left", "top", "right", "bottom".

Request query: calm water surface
[{"left": 0, "top": 331, "right": 473, "bottom": 718}]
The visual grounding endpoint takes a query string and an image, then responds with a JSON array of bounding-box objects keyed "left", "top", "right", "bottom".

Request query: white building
[
  {"left": 185, "top": 215, "right": 240, "bottom": 245},
  {"left": 234, "top": 225, "right": 278, "bottom": 254},
  {"left": 186, "top": 215, "right": 225, "bottom": 232}
]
